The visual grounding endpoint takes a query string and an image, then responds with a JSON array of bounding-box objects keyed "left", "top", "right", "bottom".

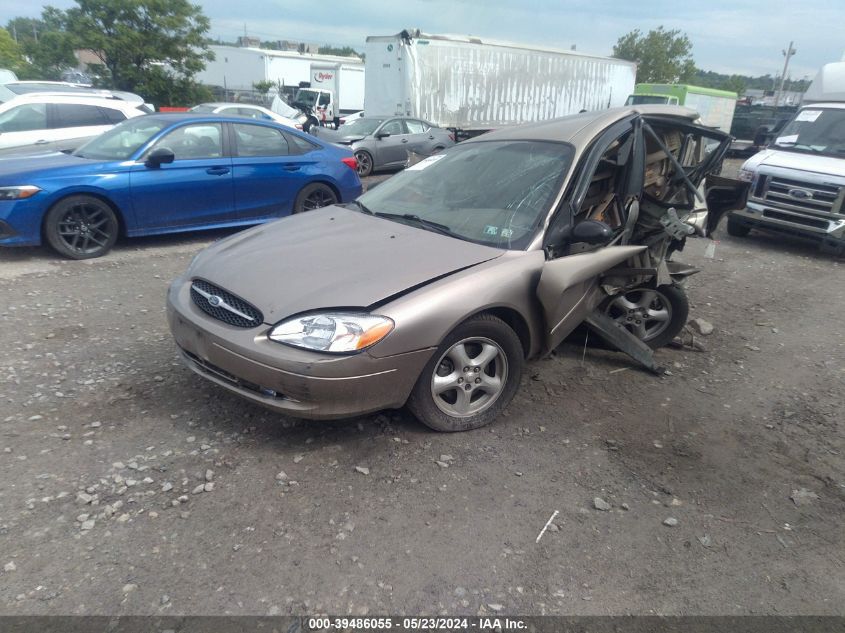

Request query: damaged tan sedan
[{"left": 167, "top": 106, "right": 747, "bottom": 432}]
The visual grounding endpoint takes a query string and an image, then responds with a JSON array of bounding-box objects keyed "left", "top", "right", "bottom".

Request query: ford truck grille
[{"left": 756, "top": 175, "right": 844, "bottom": 216}]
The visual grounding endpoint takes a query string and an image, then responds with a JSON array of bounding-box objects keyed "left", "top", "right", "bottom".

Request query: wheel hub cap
[{"left": 430, "top": 337, "right": 508, "bottom": 418}]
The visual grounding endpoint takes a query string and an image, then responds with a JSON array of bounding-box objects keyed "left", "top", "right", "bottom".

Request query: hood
[
  {"left": 745, "top": 148, "right": 845, "bottom": 179},
  {"left": 0, "top": 151, "right": 105, "bottom": 181},
  {"left": 190, "top": 206, "right": 504, "bottom": 322}
]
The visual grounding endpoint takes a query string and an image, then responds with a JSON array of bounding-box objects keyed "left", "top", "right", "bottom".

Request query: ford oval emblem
[
  {"left": 788, "top": 188, "right": 813, "bottom": 200},
  {"left": 207, "top": 295, "right": 222, "bottom": 307}
]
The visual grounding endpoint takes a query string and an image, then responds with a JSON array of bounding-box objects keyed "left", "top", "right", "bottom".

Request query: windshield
[
  {"left": 357, "top": 140, "right": 574, "bottom": 250},
  {"left": 340, "top": 118, "right": 385, "bottom": 135},
  {"left": 774, "top": 108, "right": 845, "bottom": 157},
  {"left": 296, "top": 90, "right": 318, "bottom": 106},
  {"left": 73, "top": 117, "right": 167, "bottom": 160}
]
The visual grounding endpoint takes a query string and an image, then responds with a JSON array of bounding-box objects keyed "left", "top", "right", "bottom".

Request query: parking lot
[{"left": 0, "top": 163, "right": 843, "bottom": 616}]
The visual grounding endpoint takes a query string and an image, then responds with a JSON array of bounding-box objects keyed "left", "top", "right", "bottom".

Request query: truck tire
[
  {"left": 304, "top": 117, "right": 320, "bottom": 133},
  {"left": 726, "top": 214, "right": 751, "bottom": 238}
]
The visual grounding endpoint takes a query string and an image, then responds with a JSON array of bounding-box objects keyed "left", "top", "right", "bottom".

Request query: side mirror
[
  {"left": 375, "top": 131, "right": 391, "bottom": 139},
  {"left": 570, "top": 219, "right": 614, "bottom": 245},
  {"left": 145, "top": 147, "right": 175, "bottom": 167}
]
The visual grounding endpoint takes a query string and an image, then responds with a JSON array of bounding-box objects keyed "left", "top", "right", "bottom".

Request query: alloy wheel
[
  {"left": 605, "top": 288, "right": 673, "bottom": 342},
  {"left": 430, "top": 337, "right": 508, "bottom": 417},
  {"left": 57, "top": 202, "right": 114, "bottom": 256},
  {"left": 303, "top": 188, "right": 337, "bottom": 211}
]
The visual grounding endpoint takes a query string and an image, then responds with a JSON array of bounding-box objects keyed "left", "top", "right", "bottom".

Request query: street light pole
[{"left": 776, "top": 41, "right": 796, "bottom": 107}]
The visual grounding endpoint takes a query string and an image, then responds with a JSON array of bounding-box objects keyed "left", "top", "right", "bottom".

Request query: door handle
[
  {"left": 428, "top": 135, "right": 435, "bottom": 139},
  {"left": 283, "top": 165, "right": 301, "bottom": 171},
  {"left": 206, "top": 167, "right": 230, "bottom": 175},
  {"left": 34, "top": 140, "right": 49, "bottom": 145},
  {"left": 401, "top": 139, "right": 409, "bottom": 143}
]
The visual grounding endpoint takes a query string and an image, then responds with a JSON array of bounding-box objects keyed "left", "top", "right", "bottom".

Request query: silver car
[
  {"left": 167, "top": 106, "right": 747, "bottom": 432},
  {"left": 312, "top": 116, "right": 455, "bottom": 176}
]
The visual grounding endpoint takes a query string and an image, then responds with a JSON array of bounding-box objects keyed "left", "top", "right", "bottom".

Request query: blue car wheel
[
  {"left": 44, "top": 195, "right": 120, "bottom": 260},
  {"left": 293, "top": 183, "right": 338, "bottom": 214}
]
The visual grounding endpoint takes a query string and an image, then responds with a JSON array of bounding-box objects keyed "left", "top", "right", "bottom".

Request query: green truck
[{"left": 625, "top": 84, "right": 738, "bottom": 133}]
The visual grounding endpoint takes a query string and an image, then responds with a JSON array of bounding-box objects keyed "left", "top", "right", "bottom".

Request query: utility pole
[
  {"left": 775, "top": 41, "right": 796, "bottom": 107},
  {"left": 32, "top": 23, "right": 38, "bottom": 44},
  {"left": 11, "top": 23, "right": 16, "bottom": 42}
]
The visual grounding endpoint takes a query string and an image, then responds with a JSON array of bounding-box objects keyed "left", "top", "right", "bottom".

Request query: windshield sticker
[
  {"left": 795, "top": 109, "right": 822, "bottom": 122},
  {"left": 501, "top": 228, "right": 514, "bottom": 238},
  {"left": 407, "top": 154, "right": 446, "bottom": 171},
  {"left": 484, "top": 225, "right": 499, "bottom": 236},
  {"left": 775, "top": 134, "right": 798, "bottom": 145}
]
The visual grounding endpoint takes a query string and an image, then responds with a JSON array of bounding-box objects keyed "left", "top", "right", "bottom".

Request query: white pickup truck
[{"left": 729, "top": 62, "right": 845, "bottom": 254}]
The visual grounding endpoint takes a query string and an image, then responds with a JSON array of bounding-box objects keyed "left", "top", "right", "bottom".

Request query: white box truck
[
  {"left": 728, "top": 61, "right": 845, "bottom": 253},
  {"left": 293, "top": 62, "right": 366, "bottom": 130},
  {"left": 625, "top": 84, "right": 737, "bottom": 133},
  {"left": 364, "top": 29, "right": 636, "bottom": 137}
]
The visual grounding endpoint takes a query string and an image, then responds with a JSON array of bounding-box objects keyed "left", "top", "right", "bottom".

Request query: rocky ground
[{"left": 0, "top": 163, "right": 843, "bottom": 616}]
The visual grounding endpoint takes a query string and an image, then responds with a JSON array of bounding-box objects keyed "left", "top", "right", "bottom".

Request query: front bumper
[
  {"left": 166, "top": 276, "right": 434, "bottom": 420},
  {"left": 732, "top": 203, "right": 845, "bottom": 242},
  {"left": 0, "top": 198, "right": 45, "bottom": 247}
]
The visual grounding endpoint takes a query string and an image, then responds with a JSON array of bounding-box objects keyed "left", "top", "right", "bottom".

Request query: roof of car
[
  {"left": 468, "top": 106, "right": 700, "bottom": 146},
  {"left": 199, "top": 102, "right": 267, "bottom": 109},
  {"left": 2, "top": 92, "right": 142, "bottom": 109}
]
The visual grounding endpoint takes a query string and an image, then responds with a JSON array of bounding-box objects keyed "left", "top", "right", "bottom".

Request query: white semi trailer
[{"left": 364, "top": 29, "right": 637, "bottom": 137}]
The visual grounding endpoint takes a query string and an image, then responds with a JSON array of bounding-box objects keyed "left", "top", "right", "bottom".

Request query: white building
[{"left": 197, "top": 45, "right": 364, "bottom": 92}]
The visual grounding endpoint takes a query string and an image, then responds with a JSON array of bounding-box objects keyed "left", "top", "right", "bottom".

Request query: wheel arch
[
  {"left": 303, "top": 179, "right": 341, "bottom": 202},
  {"left": 41, "top": 190, "right": 127, "bottom": 240},
  {"left": 465, "top": 306, "right": 532, "bottom": 359}
]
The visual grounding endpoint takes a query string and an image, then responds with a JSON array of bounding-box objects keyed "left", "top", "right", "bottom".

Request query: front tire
[
  {"left": 407, "top": 314, "right": 523, "bottom": 432},
  {"left": 293, "top": 183, "right": 338, "bottom": 214},
  {"left": 726, "top": 214, "right": 751, "bottom": 237},
  {"left": 44, "top": 195, "right": 119, "bottom": 259},
  {"left": 602, "top": 284, "right": 689, "bottom": 349},
  {"left": 354, "top": 150, "right": 373, "bottom": 177},
  {"left": 304, "top": 117, "right": 320, "bottom": 133}
]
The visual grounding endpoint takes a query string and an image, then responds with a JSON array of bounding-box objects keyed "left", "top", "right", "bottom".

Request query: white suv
[
  {"left": 0, "top": 93, "right": 147, "bottom": 155},
  {"left": 189, "top": 102, "right": 305, "bottom": 130}
]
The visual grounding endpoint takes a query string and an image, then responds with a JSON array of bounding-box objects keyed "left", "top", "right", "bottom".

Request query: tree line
[{"left": 612, "top": 26, "right": 811, "bottom": 96}]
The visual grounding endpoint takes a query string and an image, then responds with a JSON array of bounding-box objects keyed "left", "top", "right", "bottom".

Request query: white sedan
[{"left": 189, "top": 102, "right": 304, "bottom": 130}]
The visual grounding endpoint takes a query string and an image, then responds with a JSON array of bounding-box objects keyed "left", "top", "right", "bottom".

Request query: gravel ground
[{"left": 0, "top": 164, "right": 843, "bottom": 616}]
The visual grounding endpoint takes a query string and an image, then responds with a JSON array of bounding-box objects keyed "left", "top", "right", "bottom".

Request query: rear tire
[
  {"left": 354, "top": 150, "right": 373, "bottom": 177},
  {"left": 304, "top": 117, "right": 320, "bottom": 133},
  {"left": 407, "top": 314, "right": 523, "bottom": 432},
  {"left": 293, "top": 183, "right": 338, "bottom": 214},
  {"left": 726, "top": 214, "right": 752, "bottom": 237},
  {"left": 44, "top": 195, "right": 119, "bottom": 260}
]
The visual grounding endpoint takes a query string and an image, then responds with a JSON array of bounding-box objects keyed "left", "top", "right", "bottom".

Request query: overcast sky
[{"left": 2, "top": 0, "right": 842, "bottom": 79}]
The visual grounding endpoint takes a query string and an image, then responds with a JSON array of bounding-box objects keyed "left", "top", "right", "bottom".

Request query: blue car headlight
[{"left": 0, "top": 186, "right": 41, "bottom": 200}]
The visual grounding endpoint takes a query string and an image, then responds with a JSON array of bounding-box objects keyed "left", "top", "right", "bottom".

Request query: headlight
[
  {"left": 268, "top": 313, "right": 394, "bottom": 353},
  {"left": 738, "top": 168, "right": 754, "bottom": 183},
  {"left": 0, "top": 186, "right": 41, "bottom": 200}
]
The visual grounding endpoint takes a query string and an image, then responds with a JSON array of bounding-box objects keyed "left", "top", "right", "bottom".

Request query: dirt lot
[{"left": 0, "top": 164, "right": 843, "bottom": 616}]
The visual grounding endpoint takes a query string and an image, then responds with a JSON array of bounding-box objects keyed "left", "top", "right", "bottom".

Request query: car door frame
[
  {"left": 126, "top": 120, "right": 235, "bottom": 232},
  {"left": 535, "top": 114, "right": 647, "bottom": 353},
  {"left": 226, "top": 120, "right": 307, "bottom": 220},
  {"left": 373, "top": 118, "right": 411, "bottom": 167}
]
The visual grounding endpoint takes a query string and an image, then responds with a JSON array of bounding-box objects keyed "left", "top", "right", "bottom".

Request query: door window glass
[
  {"left": 98, "top": 107, "right": 127, "bottom": 124},
  {"left": 317, "top": 93, "right": 330, "bottom": 106},
  {"left": 53, "top": 104, "right": 110, "bottom": 128},
  {"left": 149, "top": 123, "right": 223, "bottom": 160},
  {"left": 406, "top": 120, "right": 427, "bottom": 134},
  {"left": 0, "top": 103, "right": 47, "bottom": 132},
  {"left": 381, "top": 119, "right": 406, "bottom": 135},
  {"left": 234, "top": 123, "right": 289, "bottom": 157}
]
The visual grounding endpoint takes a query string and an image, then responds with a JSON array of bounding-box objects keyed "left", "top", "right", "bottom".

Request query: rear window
[
  {"left": 99, "top": 107, "right": 127, "bottom": 124},
  {"left": 234, "top": 123, "right": 289, "bottom": 157},
  {"left": 285, "top": 132, "right": 319, "bottom": 153},
  {"left": 52, "top": 103, "right": 110, "bottom": 128}
]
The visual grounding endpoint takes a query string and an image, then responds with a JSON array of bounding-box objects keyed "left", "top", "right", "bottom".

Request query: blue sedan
[{"left": 0, "top": 114, "right": 362, "bottom": 258}]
